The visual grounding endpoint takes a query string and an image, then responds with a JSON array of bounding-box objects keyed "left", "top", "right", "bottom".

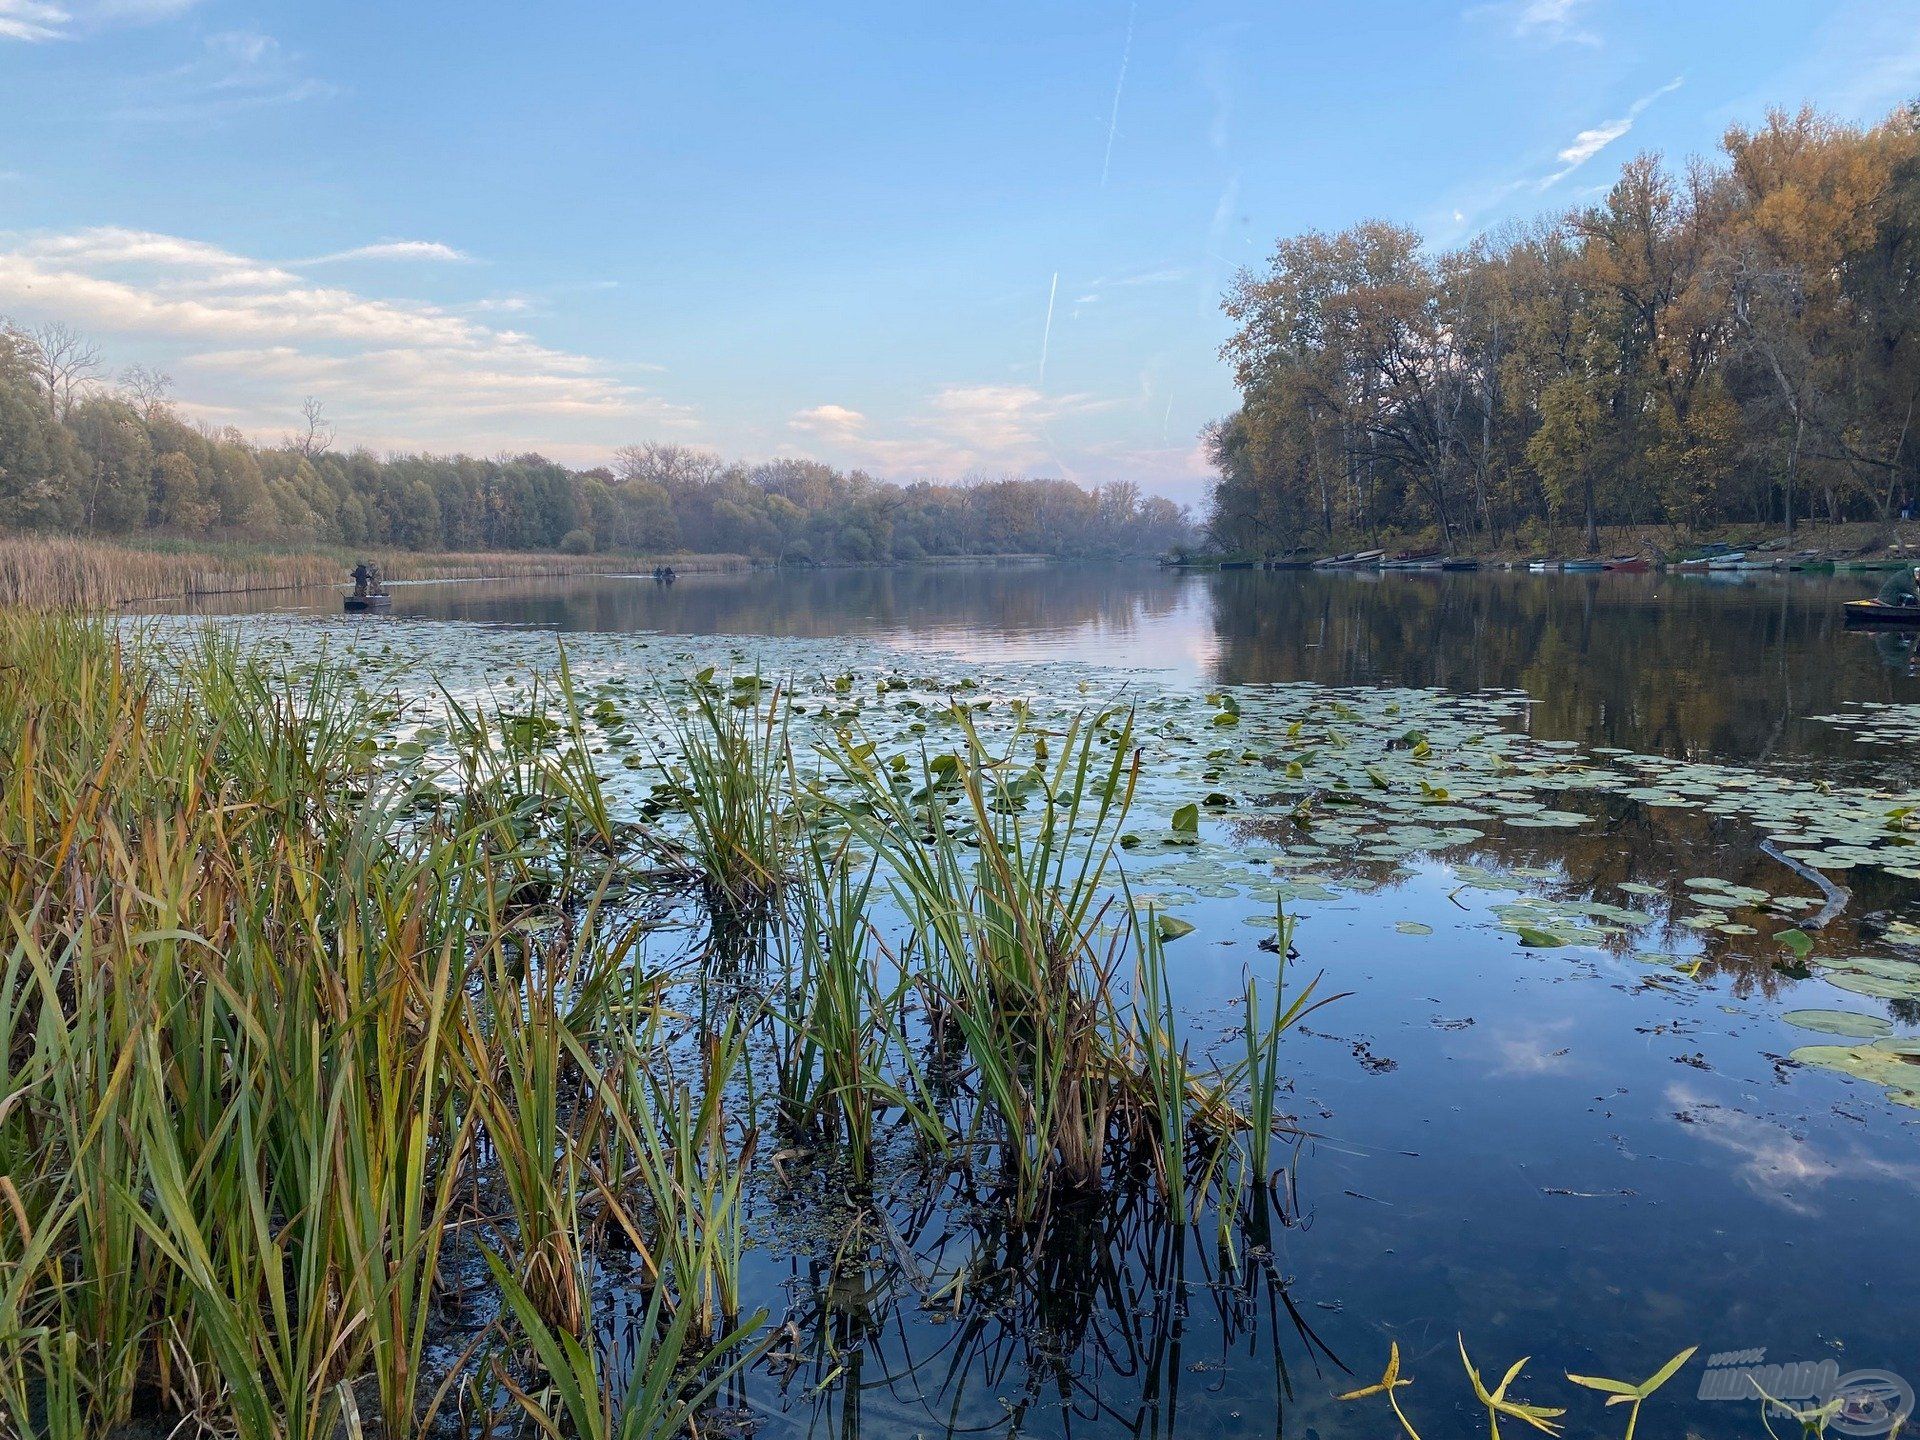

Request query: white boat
[{"left": 1704, "top": 552, "right": 1748, "bottom": 569}]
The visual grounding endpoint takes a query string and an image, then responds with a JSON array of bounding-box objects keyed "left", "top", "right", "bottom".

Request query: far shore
[{"left": 0, "top": 536, "right": 1153, "bottom": 612}]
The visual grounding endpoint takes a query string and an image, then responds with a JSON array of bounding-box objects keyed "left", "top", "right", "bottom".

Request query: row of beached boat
[{"left": 1233, "top": 542, "right": 1891, "bottom": 575}]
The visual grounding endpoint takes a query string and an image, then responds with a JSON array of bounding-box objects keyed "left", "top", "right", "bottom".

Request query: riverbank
[
  {"left": 1168, "top": 519, "right": 1920, "bottom": 570},
  {"left": 0, "top": 535, "right": 751, "bottom": 610}
]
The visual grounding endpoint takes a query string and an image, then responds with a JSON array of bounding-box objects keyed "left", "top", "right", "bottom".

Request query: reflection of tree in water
[
  {"left": 1207, "top": 572, "right": 1920, "bottom": 775},
  {"left": 373, "top": 566, "right": 1193, "bottom": 645},
  {"left": 747, "top": 1176, "right": 1341, "bottom": 1440},
  {"left": 1229, "top": 786, "right": 1911, "bottom": 1003}
]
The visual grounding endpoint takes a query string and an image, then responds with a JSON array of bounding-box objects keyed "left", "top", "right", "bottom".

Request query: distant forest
[
  {"left": 1207, "top": 102, "right": 1920, "bottom": 553},
  {"left": 0, "top": 331, "right": 1190, "bottom": 564}
]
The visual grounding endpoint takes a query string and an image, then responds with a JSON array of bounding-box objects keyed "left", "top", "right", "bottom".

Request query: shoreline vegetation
[
  {"left": 1162, "top": 518, "right": 1920, "bottom": 570},
  {"left": 0, "top": 320, "right": 1193, "bottom": 569},
  {"left": 1207, "top": 102, "right": 1920, "bottom": 557},
  {"left": 0, "top": 535, "right": 754, "bottom": 610},
  {"left": 0, "top": 612, "right": 1316, "bottom": 1439},
  {"left": 0, "top": 537, "right": 1061, "bottom": 612}
]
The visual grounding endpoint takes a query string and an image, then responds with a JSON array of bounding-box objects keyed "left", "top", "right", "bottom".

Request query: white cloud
[
  {"left": 784, "top": 385, "right": 1119, "bottom": 479},
  {"left": 790, "top": 404, "right": 868, "bottom": 438},
  {"left": 303, "top": 241, "right": 472, "bottom": 266},
  {"left": 1538, "top": 75, "right": 1683, "bottom": 189},
  {"left": 0, "top": 225, "right": 692, "bottom": 450},
  {"left": 0, "top": 0, "right": 198, "bottom": 41}
]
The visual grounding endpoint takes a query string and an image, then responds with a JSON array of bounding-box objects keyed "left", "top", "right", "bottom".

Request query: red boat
[{"left": 1604, "top": 555, "right": 1652, "bottom": 572}]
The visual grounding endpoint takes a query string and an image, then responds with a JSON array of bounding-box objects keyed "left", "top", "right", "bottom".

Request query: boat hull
[
  {"left": 1844, "top": 600, "right": 1920, "bottom": 625},
  {"left": 344, "top": 594, "right": 392, "bottom": 612}
]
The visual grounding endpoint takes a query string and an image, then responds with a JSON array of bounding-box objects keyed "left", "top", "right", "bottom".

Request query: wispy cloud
[
  {"left": 0, "top": 0, "right": 199, "bottom": 42},
  {"left": 1471, "top": 0, "right": 1602, "bottom": 46},
  {"left": 1738, "top": 0, "right": 1920, "bottom": 126},
  {"left": 1098, "top": 1, "right": 1136, "bottom": 187},
  {"left": 302, "top": 241, "right": 472, "bottom": 266},
  {"left": 0, "top": 225, "right": 690, "bottom": 449},
  {"left": 1538, "top": 75, "right": 1683, "bottom": 188},
  {"left": 111, "top": 30, "right": 334, "bottom": 121},
  {"left": 1038, "top": 272, "right": 1058, "bottom": 385}
]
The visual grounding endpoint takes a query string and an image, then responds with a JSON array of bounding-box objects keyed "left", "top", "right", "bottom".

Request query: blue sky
[{"left": 3, "top": 1, "right": 1919, "bottom": 504}]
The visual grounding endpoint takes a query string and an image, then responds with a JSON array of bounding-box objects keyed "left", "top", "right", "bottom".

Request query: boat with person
[{"left": 1844, "top": 599, "right": 1920, "bottom": 625}]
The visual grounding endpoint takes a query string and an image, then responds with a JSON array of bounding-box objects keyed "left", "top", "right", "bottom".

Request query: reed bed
[
  {"left": 0, "top": 613, "right": 761, "bottom": 1438},
  {"left": 0, "top": 613, "right": 1325, "bottom": 1438},
  {"left": 0, "top": 535, "right": 748, "bottom": 610}
]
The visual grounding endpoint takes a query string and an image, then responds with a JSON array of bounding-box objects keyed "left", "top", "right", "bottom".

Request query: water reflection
[
  {"left": 175, "top": 566, "right": 1918, "bottom": 775},
  {"left": 163, "top": 565, "right": 1920, "bottom": 1438}
]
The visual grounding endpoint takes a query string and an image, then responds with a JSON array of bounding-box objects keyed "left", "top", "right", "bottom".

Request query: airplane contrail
[
  {"left": 1100, "top": 1, "right": 1137, "bottom": 188},
  {"left": 1039, "top": 271, "right": 1059, "bottom": 383}
]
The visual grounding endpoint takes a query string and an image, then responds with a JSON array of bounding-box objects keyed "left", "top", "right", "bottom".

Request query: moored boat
[
  {"left": 1844, "top": 599, "right": 1920, "bottom": 625},
  {"left": 344, "top": 593, "right": 392, "bottom": 612},
  {"left": 1562, "top": 559, "right": 1607, "bottom": 572},
  {"left": 1605, "top": 555, "right": 1651, "bottom": 571}
]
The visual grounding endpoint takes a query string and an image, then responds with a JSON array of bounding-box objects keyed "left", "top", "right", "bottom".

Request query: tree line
[
  {"left": 1207, "top": 102, "right": 1920, "bottom": 554},
  {"left": 0, "top": 327, "right": 1190, "bottom": 563}
]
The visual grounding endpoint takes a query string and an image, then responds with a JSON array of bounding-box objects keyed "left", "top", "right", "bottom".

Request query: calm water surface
[{"left": 179, "top": 566, "right": 1920, "bottom": 1440}]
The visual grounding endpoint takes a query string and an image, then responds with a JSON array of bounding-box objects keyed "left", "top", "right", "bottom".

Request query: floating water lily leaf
[
  {"left": 1513, "top": 925, "right": 1567, "bottom": 948},
  {"left": 1790, "top": 1040, "right": 1920, "bottom": 1105},
  {"left": 1155, "top": 914, "right": 1196, "bottom": 941},
  {"left": 1777, "top": 928, "right": 1815, "bottom": 960},
  {"left": 1782, "top": 1010, "right": 1894, "bottom": 1038},
  {"left": 1396, "top": 921, "right": 1433, "bottom": 935},
  {"left": 1170, "top": 802, "right": 1199, "bottom": 834}
]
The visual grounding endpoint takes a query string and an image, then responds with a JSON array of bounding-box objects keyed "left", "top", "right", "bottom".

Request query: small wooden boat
[
  {"left": 1311, "top": 551, "right": 1355, "bottom": 569},
  {"left": 1844, "top": 599, "right": 1920, "bottom": 625},
  {"left": 1562, "top": 559, "right": 1607, "bottom": 572},
  {"left": 1605, "top": 555, "right": 1651, "bottom": 572},
  {"left": 1440, "top": 558, "right": 1481, "bottom": 571},
  {"left": 1319, "top": 549, "right": 1384, "bottom": 569},
  {"left": 1527, "top": 560, "right": 1560, "bottom": 573},
  {"left": 344, "top": 592, "right": 391, "bottom": 612},
  {"left": 1704, "top": 552, "right": 1748, "bottom": 569}
]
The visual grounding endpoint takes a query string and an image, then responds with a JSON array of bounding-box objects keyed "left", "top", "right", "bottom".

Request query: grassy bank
[
  {"left": 0, "top": 536, "right": 750, "bottom": 610},
  {"left": 0, "top": 613, "right": 1310, "bottom": 1439}
]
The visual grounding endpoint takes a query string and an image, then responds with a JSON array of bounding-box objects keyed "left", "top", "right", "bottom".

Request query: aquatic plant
[
  {"left": 1337, "top": 1341, "right": 1423, "bottom": 1440},
  {"left": 484, "top": 1253, "right": 765, "bottom": 1440},
  {"left": 1566, "top": 1346, "right": 1698, "bottom": 1440},
  {"left": 0, "top": 614, "right": 758, "bottom": 1438},
  {"left": 1460, "top": 1336, "right": 1567, "bottom": 1440},
  {"left": 647, "top": 673, "right": 796, "bottom": 924}
]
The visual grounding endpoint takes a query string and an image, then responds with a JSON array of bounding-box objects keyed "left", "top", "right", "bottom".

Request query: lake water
[{"left": 169, "top": 564, "right": 1920, "bottom": 1440}]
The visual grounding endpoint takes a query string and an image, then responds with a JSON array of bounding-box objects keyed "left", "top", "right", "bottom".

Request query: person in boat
[
  {"left": 351, "top": 560, "right": 373, "bottom": 597},
  {"left": 1876, "top": 566, "right": 1920, "bottom": 607}
]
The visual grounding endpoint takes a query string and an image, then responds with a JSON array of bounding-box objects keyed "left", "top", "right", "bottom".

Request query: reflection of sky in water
[{"left": 153, "top": 565, "right": 1920, "bottom": 1439}]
